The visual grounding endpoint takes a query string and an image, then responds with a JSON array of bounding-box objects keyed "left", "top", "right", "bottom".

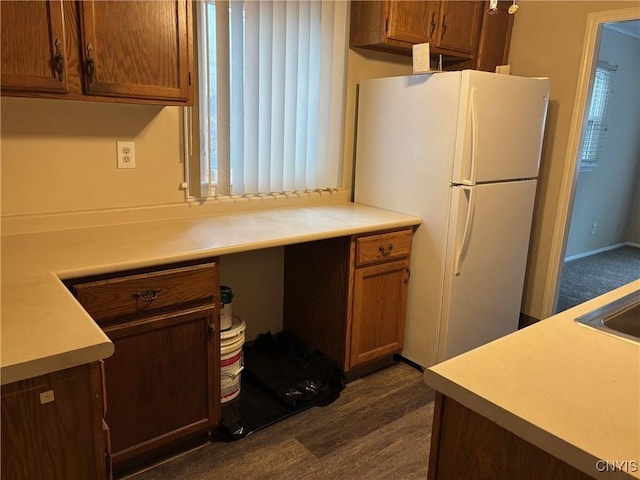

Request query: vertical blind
[
  {"left": 197, "top": 0, "right": 348, "bottom": 197},
  {"left": 580, "top": 62, "right": 616, "bottom": 173}
]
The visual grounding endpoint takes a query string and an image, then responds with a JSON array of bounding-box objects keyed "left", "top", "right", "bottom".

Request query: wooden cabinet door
[
  {"left": 475, "top": 0, "right": 514, "bottom": 72},
  {"left": 102, "top": 305, "right": 218, "bottom": 468},
  {"left": 436, "top": 1, "right": 483, "bottom": 53},
  {"left": 386, "top": 1, "right": 440, "bottom": 45},
  {"left": 0, "top": 0, "right": 70, "bottom": 93},
  {"left": 350, "top": 258, "right": 410, "bottom": 369},
  {"left": 1, "top": 364, "right": 107, "bottom": 480},
  {"left": 79, "top": 0, "right": 191, "bottom": 102}
]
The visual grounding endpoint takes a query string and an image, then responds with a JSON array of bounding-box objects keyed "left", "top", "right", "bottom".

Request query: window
[
  {"left": 579, "top": 62, "right": 616, "bottom": 173},
  {"left": 195, "top": 0, "right": 348, "bottom": 198}
]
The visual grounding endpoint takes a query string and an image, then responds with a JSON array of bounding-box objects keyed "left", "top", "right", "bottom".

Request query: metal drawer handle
[
  {"left": 378, "top": 243, "right": 394, "bottom": 257},
  {"left": 133, "top": 288, "right": 161, "bottom": 302}
]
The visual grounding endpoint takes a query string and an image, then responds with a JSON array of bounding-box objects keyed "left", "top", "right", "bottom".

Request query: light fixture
[{"left": 488, "top": 0, "right": 498, "bottom": 15}]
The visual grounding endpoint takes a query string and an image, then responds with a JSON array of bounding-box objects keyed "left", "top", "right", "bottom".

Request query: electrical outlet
[
  {"left": 117, "top": 141, "right": 135, "bottom": 169},
  {"left": 591, "top": 222, "right": 598, "bottom": 235}
]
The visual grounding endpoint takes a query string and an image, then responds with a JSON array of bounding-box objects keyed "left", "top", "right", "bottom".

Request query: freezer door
[
  {"left": 438, "top": 180, "right": 537, "bottom": 362},
  {"left": 451, "top": 71, "right": 550, "bottom": 184}
]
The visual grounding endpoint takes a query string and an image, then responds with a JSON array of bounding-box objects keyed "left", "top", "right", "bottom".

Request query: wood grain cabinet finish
[
  {"left": 0, "top": 0, "right": 70, "bottom": 93},
  {"left": 436, "top": 1, "right": 484, "bottom": 54},
  {"left": 283, "top": 228, "right": 412, "bottom": 373},
  {"left": 79, "top": 0, "right": 191, "bottom": 102},
  {"left": 428, "top": 394, "right": 597, "bottom": 480},
  {"left": 1, "top": 363, "right": 109, "bottom": 480},
  {"left": 385, "top": 1, "right": 440, "bottom": 45},
  {"left": 0, "top": 0, "right": 192, "bottom": 105},
  {"left": 71, "top": 260, "right": 220, "bottom": 474},
  {"left": 350, "top": 0, "right": 512, "bottom": 72}
]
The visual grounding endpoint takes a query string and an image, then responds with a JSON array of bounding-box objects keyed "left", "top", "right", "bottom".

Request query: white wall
[
  {"left": 565, "top": 27, "right": 640, "bottom": 257},
  {"left": 507, "top": 1, "right": 639, "bottom": 319}
]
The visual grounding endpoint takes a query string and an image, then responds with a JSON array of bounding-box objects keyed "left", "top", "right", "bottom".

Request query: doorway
[
  {"left": 556, "top": 21, "right": 640, "bottom": 312},
  {"left": 542, "top": 8, "right": 640, "bottom": 317}
]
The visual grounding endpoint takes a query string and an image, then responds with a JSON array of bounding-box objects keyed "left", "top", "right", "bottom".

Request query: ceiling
[{"left": 604, "top": 20, "right": 640, "bottom": 39}]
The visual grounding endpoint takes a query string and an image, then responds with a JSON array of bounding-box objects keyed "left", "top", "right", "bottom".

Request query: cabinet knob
[{"left": 378, "top": 243, "right": 394, "bottom": 257}]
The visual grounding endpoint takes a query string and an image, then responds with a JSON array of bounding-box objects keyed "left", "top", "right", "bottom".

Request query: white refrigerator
[{"left": 354, "top": 70, "right": 550, "bottom": 367}]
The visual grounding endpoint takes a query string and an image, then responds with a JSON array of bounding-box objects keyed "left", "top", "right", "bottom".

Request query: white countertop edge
[
  {"left": 1, "top": 342, "right": 115, "bottom": 386},
  {"left": 424, "top": 360, "right": 636, "bottom": 480},
  {"left": 52, "top": 218, "right": 421, "bottom": 280}
]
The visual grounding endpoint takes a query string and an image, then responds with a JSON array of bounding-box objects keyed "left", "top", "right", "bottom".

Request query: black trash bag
[
  {"left": 218, "top": 330, "right": 344, "bottom": 440},
  {"left": 243, "top": 330, "right": 344, "bottom": 409}
]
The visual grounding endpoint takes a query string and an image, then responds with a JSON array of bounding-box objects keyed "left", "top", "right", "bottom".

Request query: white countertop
[
  {"left": 424, "top": 281, "right": 640, "bottom": 480},
  {"left": 1, "top": 202, "right": 421, "bottom": 385}
]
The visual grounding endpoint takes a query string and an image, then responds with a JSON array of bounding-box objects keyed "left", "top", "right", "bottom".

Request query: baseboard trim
[{"left": 564, "top": 242, "right": 638, "bottom": 262}]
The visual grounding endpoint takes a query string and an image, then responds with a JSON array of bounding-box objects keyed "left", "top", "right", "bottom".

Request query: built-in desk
[
  {"left": 1, "top": 202, "right": 421, "bottom": 479},
  {"left": 1, "top": 202, "right": 421, "bottom": 385}
]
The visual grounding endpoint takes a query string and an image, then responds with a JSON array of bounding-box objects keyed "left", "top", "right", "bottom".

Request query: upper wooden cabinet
[
  {"left": 385, "top": 1, "right": 439, "bottom": 45},
  {"left": 437, "top": 1, "right": 484, "bottom": 54},
  {"left": 350, "top": 0, "right": 513, "bottom": 72},
  {"left": 0, "top": 0, "right": 193, "bottom": 105},
  {"left": 476, "top": 1, "right": 515, "bottom": 72},
  {"left": 79, "top": 1, "right": 191, "bottom": 102},
  {"left": 0, "top": 0, "right": 70, "bottom": 93}
]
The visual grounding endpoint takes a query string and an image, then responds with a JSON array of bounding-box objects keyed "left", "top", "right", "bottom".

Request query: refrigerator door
[
  {"left": 354, "top": 72, "right": 462, "bottom": 368},
  {"left": 451, "top": 71, "right": 550, "bottom": 185},
  {"left": 437, "top": 179, "right": 537, "bottom": 362},
  {"left": 354, "top": 72, "right": 461, "bottom": 214}
]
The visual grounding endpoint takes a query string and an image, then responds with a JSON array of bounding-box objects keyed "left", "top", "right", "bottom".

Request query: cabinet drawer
[
  {"left": 73, "top": 263, "right": 217, "bottom": 323},
  {"left": 355, "top": 229, "right": 412, "bottom": 266}
]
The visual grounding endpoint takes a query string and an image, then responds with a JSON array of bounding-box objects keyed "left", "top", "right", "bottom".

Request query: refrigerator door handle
[
  {"left": 467, "top": 87, "right": 479, "bottom": 186},
  {"left": 454, "top": 186, "right": 476, "bottom": 275},
  {"left": 461, "top": 87, "right": 479, "bottom": 187}
]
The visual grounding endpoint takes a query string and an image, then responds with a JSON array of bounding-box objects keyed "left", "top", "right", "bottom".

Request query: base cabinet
[
  {"left": 350, "top": 258, "right": 410, "bottom": 368},
  {"left": 102, "top": 306, "right": 217, "bottom": 469},
  {"left": 428, "top": 394, "right": 597, "bottom": 480},
  {"left": 71, "top": 260, "right": 220, "bottom": 474},
  {"left": 284, "top": 228, "right": 412, "bottom": 373},
  {"left": 1, "top": 363, "right": 109, "bottom": 480}
]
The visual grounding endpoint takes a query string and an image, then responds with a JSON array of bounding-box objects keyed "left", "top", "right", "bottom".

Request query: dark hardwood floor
[{"left": 124, "top": 361, "right": 435, "bottom": 480}]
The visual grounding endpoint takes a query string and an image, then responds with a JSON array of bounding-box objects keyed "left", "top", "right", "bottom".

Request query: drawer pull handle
[
  {"left": 378, "top": 243, "right": 394, "bottom": 257},
  {"left": 133, "top": 288, "right": 161, "bottom": 302}
]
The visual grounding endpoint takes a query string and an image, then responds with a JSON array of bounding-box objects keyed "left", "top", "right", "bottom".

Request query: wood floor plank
[
  {"left": 295, "top": 380, "right": 435, "bottom": 458},
  {"left": 124, "top": 361, "right": 434, "bottom": 480},
  {"left": 308, "top": 403, "right": 435, "bottom": 480}
]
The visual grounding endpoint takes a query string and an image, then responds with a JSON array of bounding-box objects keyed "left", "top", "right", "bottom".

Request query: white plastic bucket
[
  {"left": 220, "top": 315, "right": 246, "bottom": 403},
  {"left": 220, "top": 286, "right": 234, "bottom": 331}
]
